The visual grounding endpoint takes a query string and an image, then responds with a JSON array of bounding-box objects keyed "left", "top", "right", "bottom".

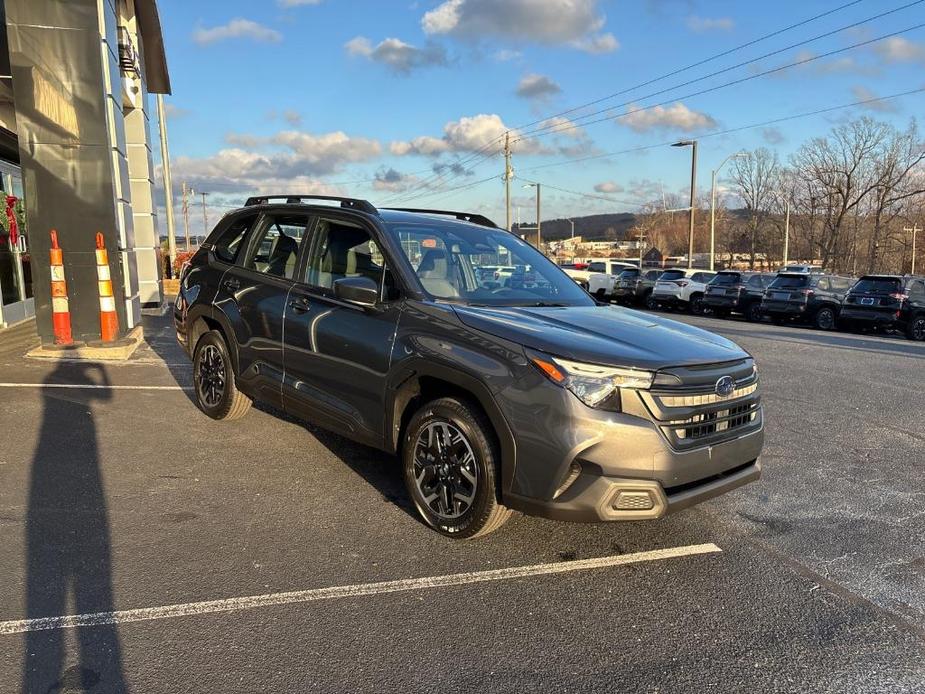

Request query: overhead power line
[
  {"left": 386, "top": 0, "right": 869, "bottom": 201},
  {"left": 514, "top": 11, "right": 925, "bottom": 143},
  {"left": 514, "top": 0, "right": 868, "bottom": 133}
]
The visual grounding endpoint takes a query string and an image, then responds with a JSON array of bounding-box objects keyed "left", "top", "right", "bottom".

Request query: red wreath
[{"left": 5, "top": 195, "right": 18, "bottom": 246}]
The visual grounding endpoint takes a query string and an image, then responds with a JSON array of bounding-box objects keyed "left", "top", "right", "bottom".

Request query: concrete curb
[{"left": 26, "top": 325, "right": 145, "bottom": 362}]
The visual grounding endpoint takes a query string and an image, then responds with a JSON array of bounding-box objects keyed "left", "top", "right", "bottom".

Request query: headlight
[{"left": 529, "top": 351, "right": 655, "bottom": 410}]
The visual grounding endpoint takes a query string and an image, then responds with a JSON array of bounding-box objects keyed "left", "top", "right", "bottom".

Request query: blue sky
[{"left": 156, "top": 0, "right": 925, "bottom": 233}]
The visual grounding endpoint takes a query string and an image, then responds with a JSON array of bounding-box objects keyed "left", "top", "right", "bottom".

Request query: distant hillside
[{"left": 513, "top": 213, "right": 638, "bottom": 241}]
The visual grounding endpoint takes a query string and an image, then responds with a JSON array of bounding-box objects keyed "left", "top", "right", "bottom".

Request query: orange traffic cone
[
  {"left": 49, "top": 230, "right": 73, "bottom": 345},
  {"left": 95, "top": 232, "right": 119, "bottom": 342}
]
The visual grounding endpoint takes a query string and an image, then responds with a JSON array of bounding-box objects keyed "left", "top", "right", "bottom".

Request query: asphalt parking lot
[{"left": 0, "top": 310, "right": 923, "bottom": 693}]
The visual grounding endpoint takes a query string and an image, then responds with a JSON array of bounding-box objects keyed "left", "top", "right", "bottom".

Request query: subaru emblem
[{"left": 715, "top": 376, "right": 735, "bottom": 398}]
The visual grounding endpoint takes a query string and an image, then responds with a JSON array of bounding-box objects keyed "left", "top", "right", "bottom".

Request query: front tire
[
  {"left": 402, "top": 398, "right": 511, "bottom": 539},
  {"left": 192, "top": 330, "right": 252, "bottom": 420},
  {"left": 689, "top": 294, "right": 705, "bottom": 315}
]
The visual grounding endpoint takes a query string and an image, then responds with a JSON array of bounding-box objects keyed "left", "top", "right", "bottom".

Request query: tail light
[
  {"left": 494, "top": 271, "right": 500, "bottom": 279},
  {"left": 889, "top": 292, "right": 907, "bottom": 302},
  {"left": 799, "top": 288, "right": 814, "bottom": 299},
  {"left": 675, "top": 280, "right": 689, "bottom": 287}
]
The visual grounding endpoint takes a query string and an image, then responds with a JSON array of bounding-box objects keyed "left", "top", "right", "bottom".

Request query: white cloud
[
  {"left": 537, "top": 116, "right": 586, "bottom": 139},
  {"left": 391, "top": 113, "right": 592, "bottom": 159},
  {"left": 422, "top": 0, "right": 616, "bottom": 51},
  {"left": 278, "top": 0, "right": 323, "bottom": 6},
  {"left": 686, "top": 16, "right": 734, "bottom": 33},
  {"left": 193, "top": 19, "right": 282, "bottom": 45},
  {"left": 617, "top": 102, "right": 717, "bottom": 133},
  {"left": 164, "top": 103, "right": 190, "bottom": 118},
  {"left": 594, "top": 181, "right": 624, "bottom": 194},
  {"left": 516, "top": 73, "right": 561, "bottom": 100},
  {"left": 345, "top": 36, "right": 448, "bottom": 74},
  {"left": 873, "top": 36, "right": 925, "bottom": 64},
  {"left": 851, "top": 85, "right": 899, "bottom": 113},
  {"left": 572, "top": 32, "right": 618, "bottom": 54}
]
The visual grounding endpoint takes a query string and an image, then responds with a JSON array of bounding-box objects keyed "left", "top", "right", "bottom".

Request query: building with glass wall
[{"left": 0, "top": 0, "right": 169, "bottom": 339}]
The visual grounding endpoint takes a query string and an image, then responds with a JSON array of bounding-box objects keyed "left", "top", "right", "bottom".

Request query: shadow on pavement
[
  {"left": 22, "top": 361, "right": 127, "bottom": 693},
  {"left": 253, "top": 401, "right": 420, "bottom": 522},
  {"left": 142, "top": 313, "right": 195, "bottom": 405}
]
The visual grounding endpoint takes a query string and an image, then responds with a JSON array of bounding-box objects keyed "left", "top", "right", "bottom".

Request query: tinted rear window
[
  {"left": 711, "top": 272, "right": 742, "bottom": 285},
  {"left": 660, "top": 270, "right": 685, "bottom": 280},
  {"left": 852, "top": 277, "right": 901, "bottom": 294},
  {"left": 769, "top": 274, "right": 808, "bottom": 289},
  {"left": 619, "top": 268, "right": 640, "bottom": 278}
]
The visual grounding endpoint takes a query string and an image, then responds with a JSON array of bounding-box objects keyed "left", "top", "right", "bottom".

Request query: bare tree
[
  {"left": 790, "top": 117, "right": 892, "bottom": 272},
  {"left": 730, "top": 148, "right": 780, "bottom": 269}
]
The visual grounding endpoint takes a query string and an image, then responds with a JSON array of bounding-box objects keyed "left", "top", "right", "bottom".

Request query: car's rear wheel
[
  {"left": 595, "top": 288, "right": 606, "bottom": 300},
  {"left": 745, "top": 302, "right": 763, "bottom": 323},
  {"left": 814, "top": 306, "right": 837, "bottom": 331},
  {"left": 689, "top": 294, "right": 705, "bottom": 315},
  {"left": 644, "top": 294, "right": 658, "bottom": 311},
  {"left": 192, "top": 330, "right": 251, "bottom": 420},
  {"left": 907, "top": 315, "right": 925, "bottom": 341},
  {"left": 402, "top": 397, "right": 511, "bottom": 539}
]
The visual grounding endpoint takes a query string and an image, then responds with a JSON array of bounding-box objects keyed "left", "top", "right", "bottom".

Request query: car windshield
[
  {"left": 660, "top": 270, "right": 685, "bottom": 281},
  {"left": 386, "top": 221, "right": 595, "bottom": 307},
  {"left": 852, "top": 277, "right": 902, "bottom": 294},
  {"left": 769, "top": 274, "right": 808, "bottom": 289},
  {"left": 711, "top": 272, "right": 742, "bottom": 285}
]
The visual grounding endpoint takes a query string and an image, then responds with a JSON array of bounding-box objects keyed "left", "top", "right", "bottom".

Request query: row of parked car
[{"left": 596, "top": 264, "right": 925, "bottom": 341}]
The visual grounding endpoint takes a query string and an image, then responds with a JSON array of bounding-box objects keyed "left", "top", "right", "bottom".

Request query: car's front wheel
[
  {"left": 402, "top": 397, "right": 512, "bottom": 539},
  {"left": 907, "top": 315, "right": 925, "bottom": 341},
  {"left": 192, "top": 330, "right": 252, "bottom": 420},
  {"left": 745, "top": 302, "right": 763, "bottom": 323}
]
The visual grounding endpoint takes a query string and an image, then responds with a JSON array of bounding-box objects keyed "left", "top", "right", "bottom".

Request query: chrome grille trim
[{"left": 654, "top": 382, "right": 757, "bottom": 408}]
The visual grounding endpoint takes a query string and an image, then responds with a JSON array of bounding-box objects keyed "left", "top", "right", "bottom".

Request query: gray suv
[{"left": 175, "top": 196, "right": 764, "bottom": 539}]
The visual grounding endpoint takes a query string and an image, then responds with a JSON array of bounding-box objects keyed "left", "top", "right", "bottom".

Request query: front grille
[
  {"left": 675, "top": 402, "right": 759, "bottom": 440},
  {"left": 656, "top": 382, "right": 757, "bottom": 408},
  {"left": 637, "top": 359, "right": 762, "bottom": 450}
]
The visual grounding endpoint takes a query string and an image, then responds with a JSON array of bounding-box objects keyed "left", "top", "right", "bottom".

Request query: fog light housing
[
  {"left": 612, "top": 490, "right": 655, "bottom": 511},
  {"left": 553, "top": 461, "right": 582, "bottom": 499}
]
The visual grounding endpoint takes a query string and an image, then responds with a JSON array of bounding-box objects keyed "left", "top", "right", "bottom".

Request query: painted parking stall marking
[{"left": 0, "top": 543, "right": 722, "bottom": 635}]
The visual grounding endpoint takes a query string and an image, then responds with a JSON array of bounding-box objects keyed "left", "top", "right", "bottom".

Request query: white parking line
[
  {"left": 0, "top": 543, "right": 720, "bottom": 635},
  {"left": 0, "top": 383, "right": 189, "bottom": 391}
]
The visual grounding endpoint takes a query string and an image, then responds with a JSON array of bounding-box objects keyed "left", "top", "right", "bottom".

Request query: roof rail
[
  {"left": 381, "top": 207, "right": 499, "bottom": 229},
  {"left": 244, "top": 195, "right": 378, "bottom": 215}
]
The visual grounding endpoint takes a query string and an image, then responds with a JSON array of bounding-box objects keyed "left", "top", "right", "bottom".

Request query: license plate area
[
  {"left": 860, "top": 297, "right": 875, "bottom": 305},
  {"left": 772, "top": 291, "right": 789, "bottom": 300}
]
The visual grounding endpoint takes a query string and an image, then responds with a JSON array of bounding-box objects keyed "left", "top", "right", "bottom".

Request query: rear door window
[{"left": 244, "top": 214, "right": 311, "bottom": 280}]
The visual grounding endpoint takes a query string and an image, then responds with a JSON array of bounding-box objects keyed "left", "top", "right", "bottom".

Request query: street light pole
[
  {"left": 783, "top": 199, "right": 790, "bottom": 267},
  {"left": 522, "top": 182, "right": 541, "bottom": 249},
  {"left": 709, "top": 151, "right": 747, "bottom": 271},
  {"left": 568, "top": 218, "right": 575, "bottom": 239},
  {"left": 673, "top": 140, "right": 697, "bottom": 269}
]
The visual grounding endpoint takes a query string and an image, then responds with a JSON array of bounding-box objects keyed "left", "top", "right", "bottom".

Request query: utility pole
[
  {"left": 535, "top": 183, "right": 542, "bottom": 249},
  {"left": 568, "top": 219, "right": 575, "bottom": 239},
  {"left": 904, "top": 224, "right": 920, "bottom": 275},
  {"left": 156, "top": 94, "right": 177, "bottom": 278},
  {"left": 181, "top": 181, "right": 191, "bottom": 252},
  {"left": 200, "top": 191, "right": 209, "bottom": 243},
  {"left": 504, "top": 131, "right": 513, "bottom": 232}
]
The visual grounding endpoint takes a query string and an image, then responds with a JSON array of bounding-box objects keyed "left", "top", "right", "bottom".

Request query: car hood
[{"left": 451, "top": 304, "right": 748, "bottom": 370}]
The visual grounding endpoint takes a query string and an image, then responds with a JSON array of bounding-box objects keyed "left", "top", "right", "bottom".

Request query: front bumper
[{"left": 499, "top": 368, "right": 764, "bottom": 523}]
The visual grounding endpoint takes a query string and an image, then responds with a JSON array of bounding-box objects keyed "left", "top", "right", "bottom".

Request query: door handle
[
  {"left": 288, "top": 297, "right": 311, "bottom": 313},
  {"left": 223, "top": 278, "right": 240, "bottom": 291}
]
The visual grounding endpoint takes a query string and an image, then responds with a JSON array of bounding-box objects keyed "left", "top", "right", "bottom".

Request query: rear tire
[
  {"left": 402, "top": 397, "right": 512, "bottom": 539},
  {"left": 907, "top": 315, "right": 925, "bottom": 341},
  {"left": 689, "top": 294, "right": 705, "bottom": 315},
  {"left": 745, "top": 302, "right": 763, "bottom": 323},
  {"left": 595, "top": 288, "right": 606, "bottom": 300},
  {"left": 813, "top": 306, "right": 837, "bottom": 331},
  {"left": 192, "top": 330, "right": 252, "bottom": 421},
  {"left": 645, "top": 294, "right": 658, "bottom": 311}
]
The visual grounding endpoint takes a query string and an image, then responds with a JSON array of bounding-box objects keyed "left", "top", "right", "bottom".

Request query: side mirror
[{"left": 334, "top": 276, "right": 379, "bottom": 307}]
